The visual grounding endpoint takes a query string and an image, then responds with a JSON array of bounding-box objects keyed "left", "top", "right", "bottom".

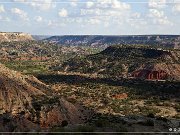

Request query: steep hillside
[
  {"left": 0, "top": 32, "right": 34, "bottom": 42},
  {"left": 44, "top": 35, "right": 180, "bottom": 49},
  {"left": 0, "top": 63, "right": 86, "bottom": 131},
  {"left": 58, "top": 45, "right": 180, "bottom": 81}
]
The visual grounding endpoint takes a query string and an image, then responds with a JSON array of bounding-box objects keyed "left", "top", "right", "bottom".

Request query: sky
[{"left": 0, "top": 0, "right": 180, "bottom": 35}]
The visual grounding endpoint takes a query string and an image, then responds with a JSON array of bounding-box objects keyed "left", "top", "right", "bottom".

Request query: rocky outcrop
[
  {"left": 112, "top": 93, "right": 128, "bottom": 99},
  {"left": 132, "top": 69, "right": 168, "bottom": 80},
  {"left": 131, "top": 63, "right": 180, "bottom": 80},
  {"left": 0, "top": 32, "right": 34, "bottom": 42},
  {"left": 0, "top": 63, "right": 86, "bottom": 131}
]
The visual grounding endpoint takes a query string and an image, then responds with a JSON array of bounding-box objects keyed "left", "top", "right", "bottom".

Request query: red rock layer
[
  {"left": 112, "top": 93, "right": 128, "bottom": 99},
  {"left": 132, "top": 69, "right": 168, "bottom": 80}
]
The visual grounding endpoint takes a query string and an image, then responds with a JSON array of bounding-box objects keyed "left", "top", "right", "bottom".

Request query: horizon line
[{"left": 1, "top": 31, "right": 180, "bottom": 36}]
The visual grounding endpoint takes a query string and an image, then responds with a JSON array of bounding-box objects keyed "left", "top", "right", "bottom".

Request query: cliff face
[
  {"left": 0, "top": 32, "right": 34, "bottom": 42},
  {"left": 0, "top": 64, "right": 85, "bottom": 131},
  {"left": 131, "top": 63, "right": 180, "bottom": 80}
]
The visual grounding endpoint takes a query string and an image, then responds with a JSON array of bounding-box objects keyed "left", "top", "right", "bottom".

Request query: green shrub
[{"left": 61, "top": 120, "right": 68, "bottom": 127}]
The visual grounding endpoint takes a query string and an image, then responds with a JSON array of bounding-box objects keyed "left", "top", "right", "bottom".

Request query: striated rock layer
[
  {"left": 0, "top": 64, "right": 85, "bottom": 131},
  {"left": 131, "top": 63, "right": 180, "bottom": 80},
  {"left": 0, "top": 32, "right": 34, "bottom": 42}
]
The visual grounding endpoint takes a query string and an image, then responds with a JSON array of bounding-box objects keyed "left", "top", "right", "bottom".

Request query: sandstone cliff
[{"left": 131, "top": 63, "right": 180, "bottom": 80}]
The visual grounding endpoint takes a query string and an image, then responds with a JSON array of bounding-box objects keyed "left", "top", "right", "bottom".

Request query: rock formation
[
  {"left": 112, "top": 93, "right": 128, "bottom": 99},
  {"left": 132, "top": 69, "right": 168, "bottom": 80},
  {"left": 131, "top": 63, "right": 180, "bottom": 80},
  {"left": 0, "top": 32, "right": 34, "bottom": 42}
]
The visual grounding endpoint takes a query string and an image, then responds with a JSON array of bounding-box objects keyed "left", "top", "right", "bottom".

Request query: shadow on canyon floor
[{"left": 37, "top": 74, "right": 180, "bottom": 100}]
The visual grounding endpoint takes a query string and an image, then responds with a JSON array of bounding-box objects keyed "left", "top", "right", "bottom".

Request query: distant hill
[
  {"left": 56, "top": 45, "right": 180, "bottom": 81},
  {"left": 32, "top": 35, "right": 51, "bottom": 40},
  {"left": 44, "top": 35, "right": 180, "bottom": 49},
  {"left": 0, "top": 32, "right": 34, "bottom": 42}
]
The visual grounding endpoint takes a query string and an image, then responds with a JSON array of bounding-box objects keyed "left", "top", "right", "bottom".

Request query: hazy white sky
[{"left": 0, "top": 0, "right": 180, "bottom": 35}]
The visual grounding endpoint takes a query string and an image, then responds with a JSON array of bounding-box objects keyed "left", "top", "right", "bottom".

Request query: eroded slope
[{"left": 0, "top": 64, "right": 86, "bottom": 131}]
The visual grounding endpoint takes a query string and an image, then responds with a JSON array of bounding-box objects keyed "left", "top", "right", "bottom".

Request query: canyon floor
[{"left": 37, "top": 72, "right": 180, "bottom": 133}]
